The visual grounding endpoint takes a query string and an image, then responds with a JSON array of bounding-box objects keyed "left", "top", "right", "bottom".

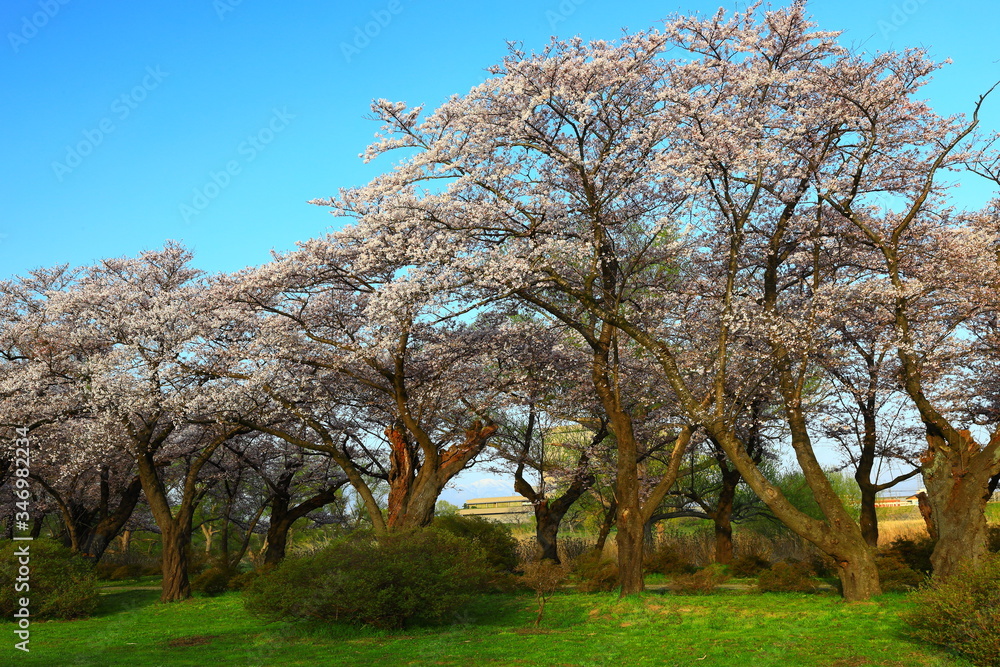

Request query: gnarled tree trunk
[
  {"left": 385, "top": 420, "right": 497, "bottom": 531},
  {"left": 921, "top": 431, "right": 997, "bottom": 578},
  {"left": 159, "top": 522, "right": 193, "bottom": 602}
]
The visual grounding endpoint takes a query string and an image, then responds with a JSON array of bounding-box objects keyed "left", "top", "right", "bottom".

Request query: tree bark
[
  {"left": 835, "top": 544, "right": 883, "bottom": 600},
  {"left": 264, "top": 481, "right": 346, "bottom": 564},
  {"left": 915, "top": 491, "right": 936, "bottom": 541},
  {"left": 159, "top": 523, "right": 192, "bottom": 602},
  {"left": 78, "top": 476, "right": 143, "bottom": 563},
  {"left": 922, "top": 432, "right": 996, "bottom": 578},
  {"left": 594, "top": 496, "right": 617, "bottom": 555},
  {"left": 713, "top": 466, "right": 739, "bottom": 565},
  {"left": 29, "top": 514, "right": 45, "bottom": 538},
  {"left": 385, "top": 420, "right": 496, "bottom": 531},
  {"left": 855, "top": 400, "right": 882, "bottom": 548},
  {"left": 133, "top": 425, "right": 237, "bottom": 602},
  {"left": 856, "top": 480, "right": 879, "bottom": 549}
]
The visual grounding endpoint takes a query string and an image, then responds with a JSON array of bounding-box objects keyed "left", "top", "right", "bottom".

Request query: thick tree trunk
[
  {"left": 705, "top": 422, "right": 882, "bottom": 600},
  {"left": 263, "top": 517, "right": 293, "bottom": 565},
  {"left": 713, "top": 500, "right": 734, "bottom": 565},
  {"left": 590, "top": 326, "right": 644, "bottom": 595},
  {"left": 854, "top": 405, "right": 882, "bottom": 549},
  {"left": 615, "top": 483, "right": 645, "bottom": 595},
  {"left": 922, "top": 434, "right": 995, "bottom": 578},
  {"left": 159, "top": 524, "right": 192, "bottom": 603},
  {"left": 263, "top": 490, "right": 293, "bottom": 565},
  {"left": 534, "top": 503, "right": 561, "bottom": 563},
  {"left": 385, "top": 420, "right": 496, "bottom": 531},
  {"left": 513, "top": 437, "right": 596, "bottom": 565},
  {"left": 134, "top": 435, "right": 214, "bottom": 603},
  {"left": 836, "top": 544, "right": 883, "bottom": 600}
]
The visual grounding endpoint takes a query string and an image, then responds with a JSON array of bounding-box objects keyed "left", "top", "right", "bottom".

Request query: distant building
[
  {"left": 873, "top": 495, "right": 920, "bottom": 508},
  {"left": 458, "top": 495, "right": 532, "bottom": 523}
]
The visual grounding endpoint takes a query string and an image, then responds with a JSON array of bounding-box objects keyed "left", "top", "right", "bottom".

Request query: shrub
[
  {"left": 570, "top": 551, "right": 619, "bottom": 592},
  {"left": 757, "top": 560, "right": 817, "bottom": 593},
  {"left": 227, "top": 567, "right": 268, "bottom": 592},
  {"left": 109, "top": 564, "right": 144, "bottom": 581},
  {"left": 807, "top": 551, "right": 836, "bottom": 578},
  {"left": 882, "top": 536, "right": 934, "bottom": 575},
  {"left": 432, "top": 514, "right": 519, "bottom": 573},
  {"left": 0, "top": 540, "right": 99, "bottom": 619},
  {"left": 876, "top": 553, "right": 925, "bottom": 592},
  {"left": 187, "top": 551, "right": 210, "bottom": 576},
  {"left": 668, "top": 564, "right": 731, "bottom": 595},
  {"left": 729, "top": 554, "right": 772, "bottom": 578},
  {"left": 645, "top": 543, "right": 696, "bottom": 576},
  {"left": 902, "top": 554, "right": 1000, "bottom": 667},
  {"left": 243, "top": 528, "right": 495, "bottom": 629},
  {"left": 141, "top": 560, "right": 164, "bottom": 577},
  {"left": 521, "top": 560, "right": 568, "bottom": 627},
  {"left": 987, "top": 525, "right": 1000, "bottom": 554},
  {"left": 95, "top": 562, "right": 118, "bottom": 580},
  {"left": 192, "top": 566, "right": 232, "bottom": 596}
]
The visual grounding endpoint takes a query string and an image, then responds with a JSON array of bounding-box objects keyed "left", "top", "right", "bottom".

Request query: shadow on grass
[
  {"left": 280, "top": 593, "right": 533, "bottom": 641},
  {"left": 93, "top": 589, "right": 161, "bottom": 617}
]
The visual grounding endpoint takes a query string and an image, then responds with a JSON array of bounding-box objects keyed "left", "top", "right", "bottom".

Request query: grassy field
[{"left": 2, "top": 586, "right": 973, "bottom": 666}]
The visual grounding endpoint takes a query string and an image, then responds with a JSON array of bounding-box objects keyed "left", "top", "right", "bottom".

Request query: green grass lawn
[{"left": 2, "top": 586, "right": 972, "bottom": 666}]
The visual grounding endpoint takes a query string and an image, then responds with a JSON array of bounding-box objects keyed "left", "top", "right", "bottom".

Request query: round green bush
[
  {"left": 192, "top": 566, "right": 232, "bottom": 596},
  {"left": 730, "top": 554, "right": 772, "bottom": 577},
  {"left": 432, "top": 514, "right": 519, "bottom": 573},
  {"left": 0, "top": 540, "right": 99, "bottom": 619},
  {"left": 882, "top": 536, "right": 935, "bottom": 575},
  {"left": 902, "top": 554, "right": 1000, "bottom": 667},
  {"left": 757, "top": 560, "right": 817, "bottom": 593},
  {"left": 243, "top": 528, "right": 496, "bottom": 629},
  {"left": 876, "top": 553, "right": 925, "bottom": 592},
  {"left": 227, "top": 567, "right": 267, "bottom": 592}
]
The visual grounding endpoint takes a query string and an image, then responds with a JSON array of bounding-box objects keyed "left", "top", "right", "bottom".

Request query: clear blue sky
[{"left": 2, "top": 0, "right": 997, "bottom": 501}]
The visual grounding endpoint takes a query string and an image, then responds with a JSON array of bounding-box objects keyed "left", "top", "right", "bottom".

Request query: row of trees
[{"left": 3, "top": 4, "right": 1000, "bottom": 602}]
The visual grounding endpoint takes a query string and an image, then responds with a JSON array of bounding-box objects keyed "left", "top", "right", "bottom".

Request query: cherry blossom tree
[
  {"left": 2, "top": 244, "right": 252, "bottom": 601},
  {"left": 204, "top": 238, "right": 504, "bottom": 533},
  {"left": 833, "top": 202, "right": 1000, "bottom": 576},
  {"left": 313, "top": 4, "right": 986, "bottom": 598}
]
